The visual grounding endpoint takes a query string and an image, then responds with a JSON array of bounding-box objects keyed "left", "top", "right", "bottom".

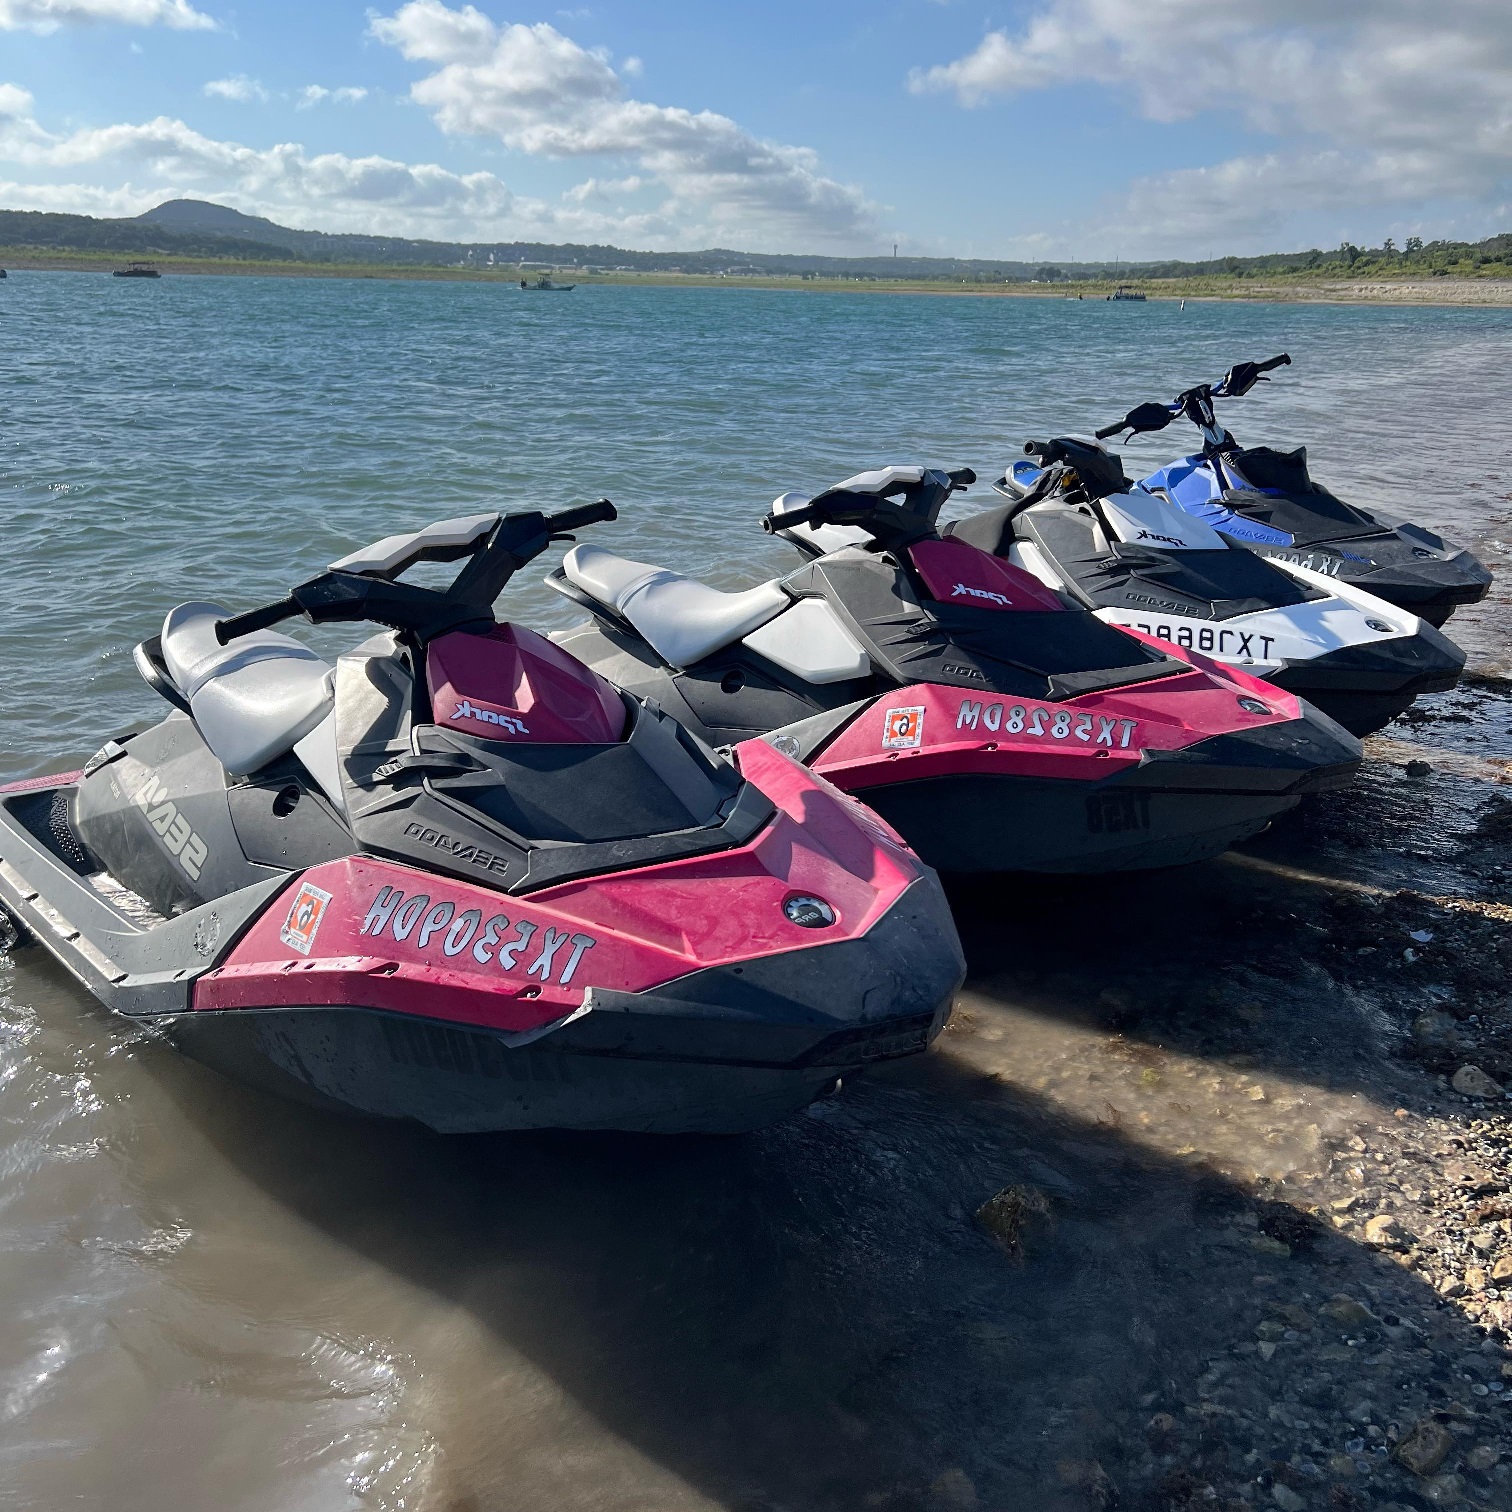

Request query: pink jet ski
[
  {"left": 549, "top": 467, "right": 1362, "bottom": 873},
  {"left": 0, "top": 503, "right": 963, "bottom": 1134}
]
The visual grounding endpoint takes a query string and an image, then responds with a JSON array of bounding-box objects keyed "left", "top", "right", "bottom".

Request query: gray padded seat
[
  {"left": 161, "top": 601, "right": 336, "bottom": 776},
  {"left": 563, "top": 544, "right": 789, "bottom": 668}
]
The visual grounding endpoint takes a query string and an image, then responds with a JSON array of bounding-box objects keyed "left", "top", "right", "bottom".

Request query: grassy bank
[{"left": 4, "top": 247, "right": 1511, "bottom": 305}]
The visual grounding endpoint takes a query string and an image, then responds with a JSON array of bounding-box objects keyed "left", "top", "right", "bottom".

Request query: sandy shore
[{"left": 3, "top": 253, "right": 1511, "bottom": 306}]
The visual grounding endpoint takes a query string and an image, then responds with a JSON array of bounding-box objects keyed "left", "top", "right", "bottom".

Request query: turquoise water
[
  {"left": 0, "top": 270, "right": 1510, "bottom": 1510},
  {"left": 3, "top": 271, "right": 1510, "bottom": 777}
]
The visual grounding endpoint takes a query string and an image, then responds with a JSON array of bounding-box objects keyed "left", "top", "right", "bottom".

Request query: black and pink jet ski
[
  {"left": 0, "top": 503, "right": 963, "bottom": 1134},
  {"left": 549, "top": 467, "right": 1362, "bottom": 874}
]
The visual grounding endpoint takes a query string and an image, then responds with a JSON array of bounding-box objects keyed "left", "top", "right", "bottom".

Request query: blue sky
[{"left": 1, "top": 0, "right": 1508, "bottom": 258}]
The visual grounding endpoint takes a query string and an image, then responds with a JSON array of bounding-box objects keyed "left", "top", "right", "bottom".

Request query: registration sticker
[
  {"left": 280, "top": 881, "right": 333, "bottom": 956},
  {"left": 882, "top": 706, "right": 925, "bottom": 749},
  {"left": 956, "top": 699, "right": 1140, "bottom": 749}
]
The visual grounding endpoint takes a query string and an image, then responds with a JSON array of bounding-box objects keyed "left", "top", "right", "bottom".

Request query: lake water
[{"left": 0, "top": 272, "right": 1509, "bottom": 1512}]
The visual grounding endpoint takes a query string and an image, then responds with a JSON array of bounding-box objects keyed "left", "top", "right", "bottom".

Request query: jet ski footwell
[{"left": 0, "top": 772, "right": 962, "bottom": 1134}]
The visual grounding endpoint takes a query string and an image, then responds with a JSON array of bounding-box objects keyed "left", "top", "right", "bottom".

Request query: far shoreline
[{"left": 3, "top": 251, "right": 1511, "bottom": 308}]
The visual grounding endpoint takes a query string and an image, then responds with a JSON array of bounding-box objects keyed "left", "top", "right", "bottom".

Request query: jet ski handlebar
[
  {"left": 1095, "top": 353, "right": 1292, "bottom": 439},
  {"left": 215, "top": 501, "right": 617, "bottom": 645},
  {"left": 761, "top": 469, "right": 974, "bottom": 536}
]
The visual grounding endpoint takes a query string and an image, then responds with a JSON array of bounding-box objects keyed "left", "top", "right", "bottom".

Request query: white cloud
[
  {"left": 911, "top": 1, "right": 1512, "bottom": 251},
  {"left": 0, "top": 82, "right": 518, "bottom": 232},
  {"left": 0, "top": 80, "right": 702, "bottom": 243},
  {"left": 298, "top": 85, "right": 368, "bottom": 109},
  {"left": 203, "top": 75, "right": 267, "bottom": 103},
  {"left": 0, "top": 0, "right": 213, "bottom": 30},
  {"left": 369, "top": 0, "right": 877, "bottom": 250}
]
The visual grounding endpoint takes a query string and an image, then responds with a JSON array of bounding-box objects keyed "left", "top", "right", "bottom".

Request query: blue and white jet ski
[
  {"left": 1103, "top": 354, "right": 1492, "bottom": 627},
  {"left": 948, "top": 434, "right": 1465, "bottom": 738}
]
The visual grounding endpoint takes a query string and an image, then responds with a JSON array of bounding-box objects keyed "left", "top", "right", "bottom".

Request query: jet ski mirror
[
  {"left": 1215, "top": 353, "right": 1290, "bottom": 399},
  {"left": 1094, "top": 401, "right": 1175, "bottom": 441}
]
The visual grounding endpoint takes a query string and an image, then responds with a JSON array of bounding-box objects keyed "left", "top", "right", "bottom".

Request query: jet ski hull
[
  {"left": 854, "top": 772, "right": 1294, "bottom": 874},
  {"left": 0, "top": 745, "right": 962, "bottom": 1136},
  {"left": 163, "top": 875, "right": 956, "bottom": 1135}
]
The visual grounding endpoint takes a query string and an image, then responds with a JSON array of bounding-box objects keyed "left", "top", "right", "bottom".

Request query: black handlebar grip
[
  {"left": 548, "top": 498, "right": 617, "bottom": 534},
  {"left": 1024, "top": 440, "right": 1052, "bottom": 458},
  {"left": 946, "top": 467, "right": 976, "bottom": 490},
  {"left": 1258, "top": 353, "right": 1291, "bottom": 372},
  {"left": 214, "top": 595, "right": 301, "bottom": 645},
  {"left": 762, "top": 504, "right": 818, "bottom": 534},
  {"left": 1093, "top": 420, "right": 1126, "bottom": 440}
]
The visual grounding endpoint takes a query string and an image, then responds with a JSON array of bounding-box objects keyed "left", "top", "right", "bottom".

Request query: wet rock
[
  {"left": 975, "top": 1184, "right": 1051, "bottom": 1258},
  {"left": 1464, "top": 1266, "right": 1488, "bottom": 1291},
  {"left": 1422, "top": 1471, "right": 1467, "bottom": 1505},
  {"left": 1413, "top": 1011, "right": 1463, "bottom": 1047},
  {"left": 1450, "top": 1065, "right": 1502, "bottom": 1098},
  {"left": 1394, "top": 1416, "right": 1454, "bottom": 1476},
  {"left": 1270, "top": 1484, "right": 1305, "bottom": 1510},
  {"left": 1363, "top": 1214, "right": 1410, "bottom": 1247},
  {"left": 1318, "top": 1295, "right": 1377, "bottom": 1331},
  {"left": 1406, "top": 760, "right": 1433, "bottom": 777},
  {"left": 928, "top": 1468, "right": 979, "bottom": 1510},
  {"left": 1265, "top": 1302, "right": 1314, "bottom": 1332},
  {"left": 1465, "top": 1444, "right": 1499, "bottom": 1471}
]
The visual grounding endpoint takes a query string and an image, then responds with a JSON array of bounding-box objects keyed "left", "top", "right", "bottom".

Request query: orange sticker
[
  {"left": 280, "top": 881, "right": 333, "bottom": 956},
  {"left": 881, "top": 706, "right": 925, "bottom": 749}
]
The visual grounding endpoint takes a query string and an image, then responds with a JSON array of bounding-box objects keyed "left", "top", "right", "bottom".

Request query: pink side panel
[
  {"left": 194, "top": 744, "right": 921, "bottom": 1031},
  {"left": 426, "top": 623, "right": 626, "bottom": 744},
  {"left": 908, "top": 538, "right": 1065, "bottom": 613},
  {"left": 0, "top": 770, "right": 84, "bottom": 795},
  {"left": 811, "top": 671, "right": 1299, "bottom": 792}
]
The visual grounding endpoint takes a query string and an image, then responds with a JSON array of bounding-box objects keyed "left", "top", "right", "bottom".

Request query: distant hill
[{"left": 1, "top": 198, "right": 1508, "bottom": 282}]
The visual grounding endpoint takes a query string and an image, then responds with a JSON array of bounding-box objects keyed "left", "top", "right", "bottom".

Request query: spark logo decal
[
  {"left": 280, "top": 881, "right": 332, "bottom": 956},
  {"left": 453, "top": 699, "right": 530, "bottom": 736},
  {"left": 951, "top": 582, "right": 1012, "bottom": 608},
  {"left": 882, "top": 706, "right": 925, "bottom": 749}
]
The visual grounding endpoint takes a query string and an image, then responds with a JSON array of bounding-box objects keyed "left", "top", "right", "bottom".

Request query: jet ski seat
[
  {"left": 160, "top": 602, "right": 336, "bottom": 777},
  {"left": 563, "top": 544, "right": 790, "bottom": 668}
]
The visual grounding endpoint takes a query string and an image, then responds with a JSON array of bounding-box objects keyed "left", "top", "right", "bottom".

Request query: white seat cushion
[
  {"left": 563, "top": 544, "right": 789, "bottom": 668},
  {"left": 161, "top": 602, "right": 335, "bottom": 776}
]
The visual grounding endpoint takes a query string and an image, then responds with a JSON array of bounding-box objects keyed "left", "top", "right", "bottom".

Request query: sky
[{"left": 0, "top": 0, "right": 1508, "bottom": 260}]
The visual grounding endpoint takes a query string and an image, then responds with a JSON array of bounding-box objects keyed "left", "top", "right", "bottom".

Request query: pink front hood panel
[
  {"left": 194, "top": 741, "right": 923, "bottom": 1034},
  {"left": 811, "top": 654, "right": 1301, "bottom": 791},
  {"left": 908, "top": 538, "right": 1065, "bottom": 613},
  {"left": 427, "top": 623, "right": 625, "bottom": 744}
]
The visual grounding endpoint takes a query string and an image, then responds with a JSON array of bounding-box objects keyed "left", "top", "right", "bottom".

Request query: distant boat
[
  {"left": 519, "top": 275, "right": 575, "bottom": 291},
  {"left": 113, "top": 261, "right": 161, "bottom": 279},
  {"left": 1107, "top": 286, "right": 1146, "bottom": 302}
]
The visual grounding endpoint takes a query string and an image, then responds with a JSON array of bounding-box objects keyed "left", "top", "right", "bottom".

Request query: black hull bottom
[
  {"left": 1282, "top": 687, "right": 1419, "bottom": 739},
  {"left": 857, "top": 774, "right": 1299, "bottom": 874},
  {"left": 166, "top": 1007, "right": 861, "bottom": 1135}
]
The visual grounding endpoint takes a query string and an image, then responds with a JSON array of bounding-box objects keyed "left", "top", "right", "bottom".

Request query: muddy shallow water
[{"left": 2, "top": 278, "right": 1512, "bottom": 1510}]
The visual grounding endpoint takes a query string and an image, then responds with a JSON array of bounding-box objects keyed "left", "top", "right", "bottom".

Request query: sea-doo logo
[
  {"left": 360, "top": 885, "right": 597, "bottom": 986},
  {"left": 280, "top": 881, "right": 331, "bottom": 956},
  {"left": 404, "top": 823, "right": 514, "bottom": 878},
  {"left": 951, "top": 582, "right": 1012, "bottom": 608},
  {"left": 452, "top": 698, "right": 530, "bottom": 736},
  {"left": 127, "top": 769, "right": 208, "bottom": 881},
  {"left": 1137, "top": 529, "right": 1186, "bottom": 547},
  {"left": 956, "top": 699, "right": 1139, "bottom": 749},
  {"left": 882, "top": 706, "right": 925, "bottom": 749},
  {"left": 783, "top": 895, "right": 836, "bottom": 929},
  {"left": 1112, "top": 618, "right": 1276, "bottom": 662}
]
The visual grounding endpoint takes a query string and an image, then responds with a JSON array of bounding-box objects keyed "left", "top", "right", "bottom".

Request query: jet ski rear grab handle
[
  {"left": 213, "top": 499, "right": 618, "bottom": 646},
  {"left": 1095, "top": 353, "right": 1293, "bottom": 442}
]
